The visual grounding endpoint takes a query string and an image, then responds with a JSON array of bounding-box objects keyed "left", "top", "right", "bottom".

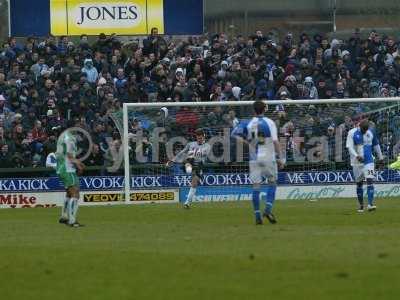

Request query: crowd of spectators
[{"left": 1, "top": 28, "right": 400, "bottom": 172}]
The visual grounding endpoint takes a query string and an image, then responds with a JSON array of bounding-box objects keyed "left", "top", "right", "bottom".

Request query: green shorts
[{"left": 59, "top": 172, "right": 79, "bottom": 189}]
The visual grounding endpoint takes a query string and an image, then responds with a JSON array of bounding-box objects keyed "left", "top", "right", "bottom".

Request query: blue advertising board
[
  {"left": 179, "top": 186, "right": 254, "bottom": 203},
  {"left": 1, "top": 170, "right": 400, "bottom": 192}
]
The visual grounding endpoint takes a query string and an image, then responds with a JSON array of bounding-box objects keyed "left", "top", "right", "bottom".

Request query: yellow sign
[
  {"left": 83, "top": 191, "right": 176, "bottom": 202},
  {"left": 50, "top": 0, "right": 164, "bottom": 36},
  {"left": 83, "top": 193, "right": 123, "bottom": 202},
  {"left": 130, "top": 191, "right": 175, "bottom": 202}
]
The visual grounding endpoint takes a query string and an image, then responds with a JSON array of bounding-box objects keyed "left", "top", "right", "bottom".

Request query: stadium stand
[{"left": 0, "top": 30, "right": 400, "bottom": 175}]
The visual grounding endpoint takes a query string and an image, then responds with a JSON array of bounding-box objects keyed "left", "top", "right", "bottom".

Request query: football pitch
[{"left": 1, "top": 199, "right": 400, "bottom": 300}]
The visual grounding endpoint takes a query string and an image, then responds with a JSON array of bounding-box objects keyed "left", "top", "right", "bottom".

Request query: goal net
[{"left": 120, "top": 98, "right": 400, "bottom": 202}]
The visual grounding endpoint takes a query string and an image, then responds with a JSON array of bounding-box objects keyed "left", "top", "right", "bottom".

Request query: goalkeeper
[{"left": 389, "top": 156, "right": 400, "bottom": 170}]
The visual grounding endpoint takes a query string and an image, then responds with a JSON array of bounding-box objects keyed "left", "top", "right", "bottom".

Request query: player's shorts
[
  {"left": 249, "top": 160, "right": 278, "bottom": 185},
  {"left": 352, "top": 163, "right": 375, "bottom": 182},
  {"left": 183, "top": 159, "right": 204, "bottom": 178},
  {"left": 59, "top": 172, "right": 79, "bottom": 189}
]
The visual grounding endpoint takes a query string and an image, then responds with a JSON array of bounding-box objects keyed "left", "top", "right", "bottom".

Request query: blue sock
[
  {"left": 356, "top": 184, "right": 363, "bottom": 206},
  {"left": 367, "top": 184, "right": 374, "bottom": 206},
  {"left": 252, "top": 190, "right": 261, "bottom": 220},
  {"left": 265, "top": 185, "right": 277, "bottom": 214}
]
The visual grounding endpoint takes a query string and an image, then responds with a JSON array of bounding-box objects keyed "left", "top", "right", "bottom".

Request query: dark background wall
[
  {"left": 205, "top": 0, "right": 400, "bottom": 17},
  {"left": 204, "top": 0, "right": 400, "bottom": 38},
  {"left": 0, "top": 0, "right": 8, "bottom": 39}
]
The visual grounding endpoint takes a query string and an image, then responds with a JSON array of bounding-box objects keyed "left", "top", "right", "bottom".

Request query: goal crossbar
[{"left": 123, "top": 97, "right": 400, "bottom": 109}]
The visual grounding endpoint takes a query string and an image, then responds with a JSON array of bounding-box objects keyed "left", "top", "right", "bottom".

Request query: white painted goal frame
[{"left": 122, "top": 97, "right": 400, "bottom": 202}]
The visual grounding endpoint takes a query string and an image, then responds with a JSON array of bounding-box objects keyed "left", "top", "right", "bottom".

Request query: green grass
[{"left": 1, "top": 199, "right": 400, "bottom": 300}]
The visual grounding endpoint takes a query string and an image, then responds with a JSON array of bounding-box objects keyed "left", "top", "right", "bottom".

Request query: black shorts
[{"left": 183, "top": 159, "right": 204, "bottom": 178}]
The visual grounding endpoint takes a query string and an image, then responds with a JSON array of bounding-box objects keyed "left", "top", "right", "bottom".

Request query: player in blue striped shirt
[
  {"left": 232, "top": 101, "right": 285, "bottom": 225},
  {"left": 346, "top": 119, "right": 384, "bottom": 212}
]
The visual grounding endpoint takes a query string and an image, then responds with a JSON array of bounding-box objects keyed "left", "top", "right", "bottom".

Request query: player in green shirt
[{"left": 56, "top": 131, "right": 85, "bottom": 227}]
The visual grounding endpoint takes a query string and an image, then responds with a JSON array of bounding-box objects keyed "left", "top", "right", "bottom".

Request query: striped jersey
[
  {"left": 232, "top": 116, "right": 278, "bottom": 161},
  {"left": 346, "top": 127, "right": 382, "bottom": 166},
  {"left": 56, "top": 132, "right": 77, "bottom": 173}
]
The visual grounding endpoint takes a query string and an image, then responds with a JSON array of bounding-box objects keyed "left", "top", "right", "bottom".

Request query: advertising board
[
  {"left": 0, "top": 192, "right": 60, "bottom": 209},
  {"left": 0, "top": 189, "right": 179, "bottom": 209},
  {"left": 1, "top": 170, "right": 400, "bottom": 193},
  {"left": 50, "top": 0, "right": 164, "bottom": 35},
  {"left": 82, "top": 189, "right": 179, "bottom": 204},
  {"left": 9, "top": 0, "right": 204, "bottom": 36},
  {"left": 179, "top": 184, "right": 400, "bottom": 203}
]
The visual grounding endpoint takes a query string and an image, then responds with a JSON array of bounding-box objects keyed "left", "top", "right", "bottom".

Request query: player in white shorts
[
  {"left": 232, "top": 100, "right": 285, "bottom": 225},
  {"left": 346, "top": 119, "right": 383, "bottom": 212}
]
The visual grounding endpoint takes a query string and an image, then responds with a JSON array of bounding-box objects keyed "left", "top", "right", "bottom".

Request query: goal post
[{"left": 122, "top": 97, "right": 400, "bottom": 203}]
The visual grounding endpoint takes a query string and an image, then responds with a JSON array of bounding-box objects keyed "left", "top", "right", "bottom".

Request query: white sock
[
  {"left": 185, "top": 187, "right": 197, "bottom": 204},
  {"left": 61, "top": 197, "right": 69, "bottom": 219},
  {"left": 68, "top": 198, "right": 79, "bottom": 224}
]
